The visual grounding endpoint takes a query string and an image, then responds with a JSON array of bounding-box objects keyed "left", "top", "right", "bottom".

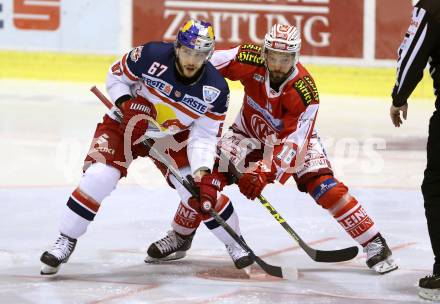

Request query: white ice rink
[{"left": 0, "top": 80, "right": 437, "bottom": 303}]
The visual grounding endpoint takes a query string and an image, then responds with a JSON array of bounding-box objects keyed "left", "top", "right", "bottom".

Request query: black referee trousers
[{"left": 422, "top": 103, "right": 440, "bottom": 275}]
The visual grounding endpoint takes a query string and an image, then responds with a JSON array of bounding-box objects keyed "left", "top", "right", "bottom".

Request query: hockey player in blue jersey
[{"left": 40, "top": 19, "right": 250, "bottom": 275}]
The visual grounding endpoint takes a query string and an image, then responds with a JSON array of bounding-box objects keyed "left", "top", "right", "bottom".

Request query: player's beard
[
  {"left": 176, "top": 58, "right": 191, "bottom": 77},
  {"left": 269, "top": 70, "right": 287, "bottom": 84},
  {"left": 175, "top": 57, "right": 204, "bottom": 84},
  {"left": 269, "top": 67, "right": 293, "bottom": 86}
]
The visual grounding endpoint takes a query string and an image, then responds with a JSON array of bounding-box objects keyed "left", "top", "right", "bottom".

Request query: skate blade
[
  {"left": 40, "top": 264, "right": 60, "bottom": 275},
  {"left": 372, "top": 257, "right": 398, "bottom": 274},
  {"left": 144, "top": 251, "right": 186, "bottom": 263},
  {"left": 419, "top": 288, "right": 440, "bottom": 301}
]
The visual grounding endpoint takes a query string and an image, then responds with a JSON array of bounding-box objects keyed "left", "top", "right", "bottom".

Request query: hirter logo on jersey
[
  {"left": 303, "top": 76, "right": 319, "bottom": 101},
  {"left": 293, "top": 78, "right": 314, "bottom": 106},
  {"left": 130, "top": 46, "right": 143, "bottom": 62},
  {"left": 202, "top": 86, "right": 220, "bottom": 104},
  {"left": 241, "top": 44, "right": 262, "bottom": 52}
]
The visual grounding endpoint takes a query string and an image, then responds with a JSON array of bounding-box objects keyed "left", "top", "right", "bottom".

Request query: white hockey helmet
[{"left": 263, "top": 24, "right": 301, "bottom": 62}]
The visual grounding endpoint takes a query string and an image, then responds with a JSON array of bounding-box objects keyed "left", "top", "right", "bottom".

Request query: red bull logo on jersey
[
  {"left": 160, "top": 119, "right": 187, "bottom": 131},
  {"left": 143, "top": 75, "right": 173, "bottom": 96}
]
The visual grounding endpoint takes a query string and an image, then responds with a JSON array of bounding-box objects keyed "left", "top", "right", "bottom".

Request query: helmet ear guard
[{"left": 175, "top": 19, "right": 215, "bottom": 62}]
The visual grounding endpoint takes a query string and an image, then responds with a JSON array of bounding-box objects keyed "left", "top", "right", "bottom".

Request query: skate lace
[
  {"left": 363, "top": 238, "right": 384, "bottom": 259},
  {"left": 155, "top": 230, "right": 184, "bottom": 254},
  {"left": 49, "top": 236, "right": 75, "bottom": 260},
  {"left": 226, "top": 243, "right": 248, "bottom": 262}
]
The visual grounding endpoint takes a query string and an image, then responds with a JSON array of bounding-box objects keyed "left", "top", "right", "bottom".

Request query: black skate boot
[
  {"left": 419, "top": 274, "right": 440, "bottom": 300},
  {"left": 364, "top": 234, "right": 398, "bottom": 274},
  {"left": 225, "top": 239, "right": 254, "bottom": 269},
  {"left": 145, "top": 230, "right": 195, "bottom": 263},
  {"left": 40, "top": 233, "right": 77, "bottom": 275}
]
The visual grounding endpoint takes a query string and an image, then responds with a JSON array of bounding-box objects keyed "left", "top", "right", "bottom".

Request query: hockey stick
[
  {"left": 90, "top": 86, "right": 283, "bottom": 278},
  {"left": 221, "top": 155, "right": 359, "bottom": 263}
]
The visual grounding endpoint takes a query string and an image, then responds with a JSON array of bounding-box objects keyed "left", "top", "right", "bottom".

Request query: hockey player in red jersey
[
  {"left": 147, "top": 24, "right": 398, "bottom": 274},
  {"left": 39, "top": 19, "right": 253, "bottom": 275}
]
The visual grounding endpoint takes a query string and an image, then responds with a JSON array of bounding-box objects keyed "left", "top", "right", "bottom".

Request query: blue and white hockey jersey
[{"left": 106, "top": 42, "right": 230, "bottom": 174}]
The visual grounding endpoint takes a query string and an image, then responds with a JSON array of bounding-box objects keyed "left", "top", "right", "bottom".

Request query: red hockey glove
[
  {"left": 238, "top": 161, "right": 276, "bottom": 200},
  {"left": 188, "top": 172, "right": 227, "bottom": 214},
  {"left": 118, "top": 96, "right": 156, "bottom": 144}
]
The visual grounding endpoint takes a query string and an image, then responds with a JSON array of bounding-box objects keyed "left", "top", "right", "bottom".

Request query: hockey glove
[
  {"left": 238, "top": 161, "right": 276, "bottom": 200},
  {"left": 189, "top": 172, "right": 227, "bottom": 214},
  {"left": 118, "top": 96, "right": 156, "bottom": 144}
]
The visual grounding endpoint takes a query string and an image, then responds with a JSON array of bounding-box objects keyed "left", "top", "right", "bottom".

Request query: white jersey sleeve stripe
[{"left": 397, "top": 23, "right": 428, "bottom": 94}]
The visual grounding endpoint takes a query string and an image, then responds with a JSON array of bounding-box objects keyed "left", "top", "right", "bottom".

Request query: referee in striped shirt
[{"left": 390, "top": 0, "right": 440, "bottom": 299}]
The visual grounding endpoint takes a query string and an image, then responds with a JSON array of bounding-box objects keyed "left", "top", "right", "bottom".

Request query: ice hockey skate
[
  {"left": 145, "top": 230, "right": 195, "bottom": 263},
  {"left": 226, "top": 240, "right": 254, "bottom": 270},
  {"left": 40, "top": 233, "right": 77, "bottom": 275},
  {"left": 419, "top": 274, "right": 440, "bottom": 300},
  {"left": 364, "top": 234, "right": 398, "bottom": 274}
]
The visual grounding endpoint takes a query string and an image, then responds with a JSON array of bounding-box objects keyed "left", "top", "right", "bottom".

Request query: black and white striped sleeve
[{"left": 392, "top": 5, "right": 440, "bottom": 107}]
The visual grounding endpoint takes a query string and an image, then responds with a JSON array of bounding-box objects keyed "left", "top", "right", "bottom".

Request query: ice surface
[{"left": 0, "top": 80, "right": 435, "bottom": 303}]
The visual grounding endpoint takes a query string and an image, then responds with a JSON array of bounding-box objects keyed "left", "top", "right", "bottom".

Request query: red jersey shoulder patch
[{"left": 236, "top": 44, "right": 264, "bottom": 66}]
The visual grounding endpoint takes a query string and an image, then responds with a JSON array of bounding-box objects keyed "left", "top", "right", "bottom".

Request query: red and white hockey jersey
[{"left": 211, "top": 44, "right": 319, "bottom": 183}]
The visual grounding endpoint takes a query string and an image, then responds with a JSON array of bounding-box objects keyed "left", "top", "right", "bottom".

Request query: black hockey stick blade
[
  {"left": 220, "top": 156, "right": 359, "bottom": 263},
  {"left": 254, "top": 256, "right": 283, "bottom": 278},
  {"left": 312, "top": 245, "right": 359, "bottom": 263},
  {"left": 263, "top": 197, "right": 359, "bottom": 263},
  {"left": 208, "top": 208, "right": 283, "bottom": 278}
]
